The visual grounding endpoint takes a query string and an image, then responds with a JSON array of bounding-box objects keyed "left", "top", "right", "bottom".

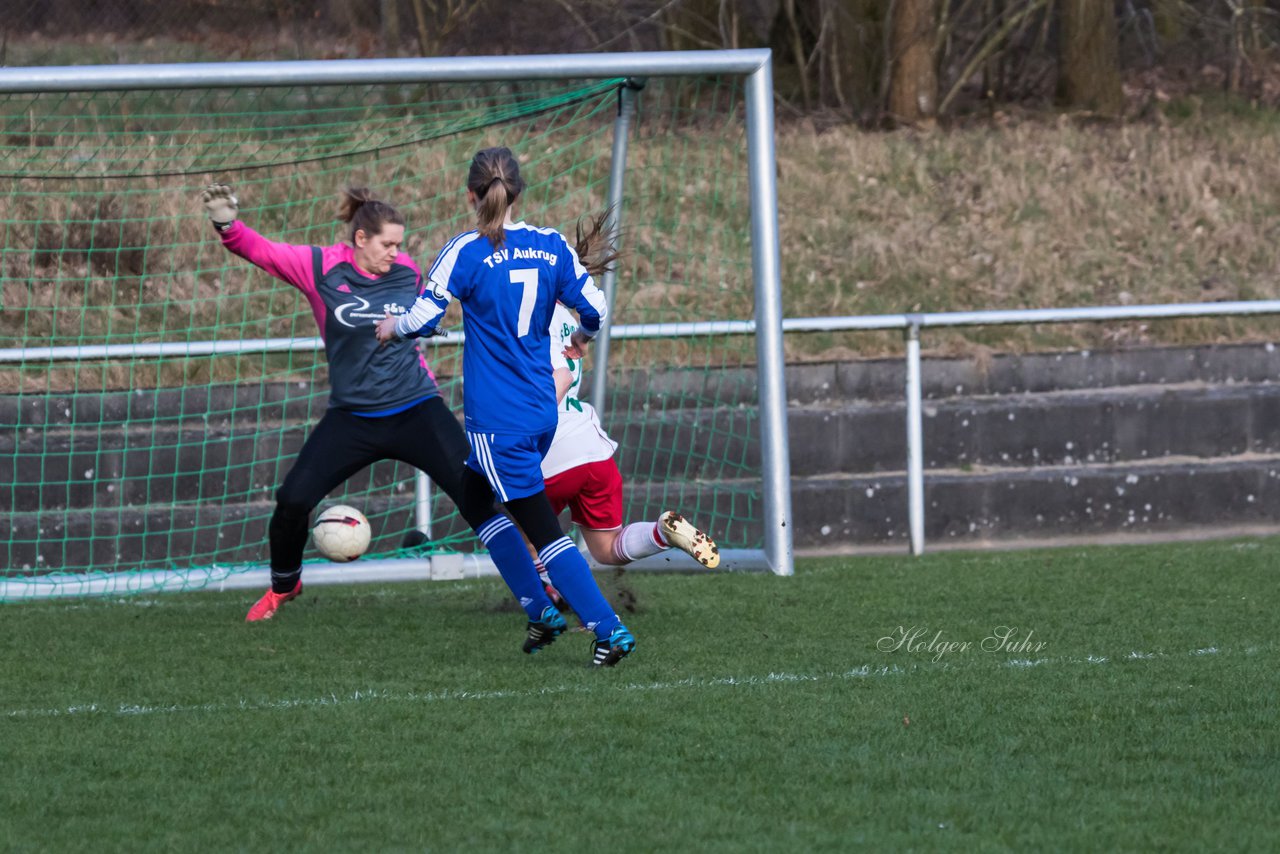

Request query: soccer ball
[{"left": 311, "top": 505, "right": 372, "bottom": 562}]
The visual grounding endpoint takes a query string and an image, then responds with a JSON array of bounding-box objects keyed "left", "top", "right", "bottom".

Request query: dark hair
[
  {"left": 467, "top": 147, "right": 525, "bottom": 248},
  {"left": 338, "top": 187, "right": 404, "bottom": 244},
  {"left": 573, "top": 209, "right": 622, "bottom": 277}
]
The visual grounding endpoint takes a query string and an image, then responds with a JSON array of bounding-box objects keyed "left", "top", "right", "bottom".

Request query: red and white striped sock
[{"left": 612, "top": 521, "right": 668, "bottom": 563}]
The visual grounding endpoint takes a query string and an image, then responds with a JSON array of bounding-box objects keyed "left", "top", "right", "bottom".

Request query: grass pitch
[{"left": 3, "top": 539, "right": 1278, "bottom": 851}]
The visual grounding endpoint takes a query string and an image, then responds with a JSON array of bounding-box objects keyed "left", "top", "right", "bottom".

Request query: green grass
[{"left": 3, "top": 539, "right": 1279, "bottom": 851}]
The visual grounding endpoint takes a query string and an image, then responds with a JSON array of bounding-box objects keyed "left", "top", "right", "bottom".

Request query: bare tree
[
  {"left": 767, "top": 0, "right": 888, "bottom": 118},
  {"left": 381, "top": 0, "right": 402, "bottom": 55},
  {"left": 1057, "top": 0, "right": 1124, "bottom": 116},
  {"left": 887, "top": 0, "right": 938, "bottom": 124},
  {"left": 1228, "top": 0, "right": 1270, "bottom": 93},
  {"left": 408, "top": 0, "right": 483, "bottom": 56}
]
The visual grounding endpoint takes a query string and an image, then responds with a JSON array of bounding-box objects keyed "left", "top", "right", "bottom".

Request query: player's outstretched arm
[
  {"left": 382, "top": 282, "right": 452, "bottom": 343},
  {"left": 562, "top": 328, "right": 592, "bottom": 359},
  {"left": 200, "top": 183, "right": 239, "bottom": 232}
]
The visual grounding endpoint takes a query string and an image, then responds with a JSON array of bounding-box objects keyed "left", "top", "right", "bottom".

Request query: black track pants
[{"left": 268, "top": 397, "right": 494, "bottom": 585}]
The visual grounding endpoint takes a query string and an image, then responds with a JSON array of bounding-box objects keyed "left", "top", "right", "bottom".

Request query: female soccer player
[
  {"left": 542, "top": 301, "right": 720, "bottom": 573},
  {"left": 201, "top": 183, "right": 551, "bottom": 625},
  {"left": 375, "top": 147, "right": 635, "bottom": 667}
]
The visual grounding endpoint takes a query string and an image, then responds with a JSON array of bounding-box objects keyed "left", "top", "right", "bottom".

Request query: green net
[{"left": 0, "top": 73, "right": 763, "bottom": 599}]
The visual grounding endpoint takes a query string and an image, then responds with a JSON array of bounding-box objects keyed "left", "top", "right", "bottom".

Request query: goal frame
[{"left": 0, "top": 50, "right": 793, "bottom": 595}]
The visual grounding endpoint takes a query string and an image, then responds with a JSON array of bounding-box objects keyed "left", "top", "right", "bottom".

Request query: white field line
[
  {"left": 1, "top": 667, "right": 903, "bottom": 720},
  {"left": 3, "top": 645, "right": 1259, "bottom": 721}
]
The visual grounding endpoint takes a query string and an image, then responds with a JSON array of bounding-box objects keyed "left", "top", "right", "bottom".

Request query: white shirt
[{"left": 540, "top": 303, "right": 618, "bottom": 478}]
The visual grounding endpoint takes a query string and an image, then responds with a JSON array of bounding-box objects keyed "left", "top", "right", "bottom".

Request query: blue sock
[
  {"left": 539, "top": 536, "right": 620, "bottom": 639},
  {"left": 476, "top": 515, "right": 552, "bottom": 621}
]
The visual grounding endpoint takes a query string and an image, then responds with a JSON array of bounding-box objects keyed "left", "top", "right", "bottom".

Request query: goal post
[{"left": 0, "top": 50, "right": 793, "bottom": 600}]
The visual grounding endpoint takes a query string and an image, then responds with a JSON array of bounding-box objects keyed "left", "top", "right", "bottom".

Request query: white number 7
[{"left": 509, "top": 268, "right": 538, "bottom": 337}]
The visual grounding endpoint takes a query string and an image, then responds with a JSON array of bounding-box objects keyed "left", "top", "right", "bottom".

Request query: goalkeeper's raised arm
[{"left": 201, "top": 183, "right": 239, "bottom": 231}]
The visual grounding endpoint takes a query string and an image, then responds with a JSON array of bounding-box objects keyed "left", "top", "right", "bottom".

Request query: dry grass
[{"left": 775, "top": 107, "right": 1280, "bottom": 359}]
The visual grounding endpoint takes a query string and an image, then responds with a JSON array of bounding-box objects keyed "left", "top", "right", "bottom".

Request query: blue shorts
[{"left": 466, "top": 428, "right": 555, "bottom": 503}]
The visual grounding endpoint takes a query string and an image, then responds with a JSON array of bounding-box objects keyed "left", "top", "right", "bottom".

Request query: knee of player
[
  {"left": 585, "top": 532, "right": 625, "bottom": 566},
  {"left": 272, "top": 492, "right": 313, "bottom": 521}
]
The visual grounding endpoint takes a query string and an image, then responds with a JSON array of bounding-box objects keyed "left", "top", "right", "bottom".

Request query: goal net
[{"left": 0, "top": 54, "right": 789, "bottom": 600}]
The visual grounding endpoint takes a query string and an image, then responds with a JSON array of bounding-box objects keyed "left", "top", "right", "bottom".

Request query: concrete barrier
[{"left": 5, "top": 342, "right": 1280, "bottom": 569}]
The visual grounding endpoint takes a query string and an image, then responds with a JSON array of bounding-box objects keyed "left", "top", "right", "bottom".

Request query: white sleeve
[
  {"left": 395, "top": 284, "right": 451, "bottom": 338},
  {"left": 548, "top": 313, "right": 570, "bottom": 371}
]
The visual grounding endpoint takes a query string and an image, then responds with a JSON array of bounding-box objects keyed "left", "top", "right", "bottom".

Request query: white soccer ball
[{"left": 311, "top": 505, "right": 372, "bottom": 562}]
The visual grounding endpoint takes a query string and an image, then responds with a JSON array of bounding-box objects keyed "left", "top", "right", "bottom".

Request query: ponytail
[
  {"left": 475, "top": 178, "right": 511, "bottom": 247},
  {"left": 573, "top": 209, "right": 621, "bottom": 277},
  {"left": 467, "top": 147, "right": 524, "bottom": 249}
]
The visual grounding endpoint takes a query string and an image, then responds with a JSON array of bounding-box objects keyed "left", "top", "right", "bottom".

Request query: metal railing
[
  {"left": 10, "top": 299, "right": 1278, "bottom": 559},
  {"left": 790, "top": 299, "right": 1280, "bottom": 554}
]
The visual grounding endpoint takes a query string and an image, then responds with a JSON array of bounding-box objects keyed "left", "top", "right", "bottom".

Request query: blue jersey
[{"left": 396, "top": 221, "right": 608, "bottom": 435}]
